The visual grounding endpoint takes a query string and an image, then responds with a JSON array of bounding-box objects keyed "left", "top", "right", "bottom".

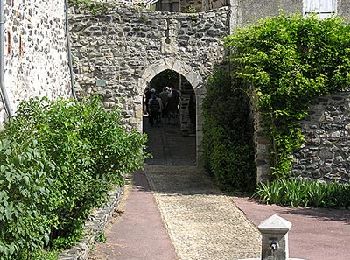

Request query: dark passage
[
  {"left": 144, "top": 116, "right": 196, "bottom": 165},
  {"left": 143, "top": 69, "right": 196, "bottom": 166}
]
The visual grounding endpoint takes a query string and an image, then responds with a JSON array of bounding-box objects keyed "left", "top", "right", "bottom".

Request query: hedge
[{"left": 202, "top": 68, "right": 256, "bottom": 192}]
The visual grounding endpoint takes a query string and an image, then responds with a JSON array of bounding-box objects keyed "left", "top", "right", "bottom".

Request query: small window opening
[
  {"left": 303, "top": 0, "right": 337, "bottom": 19},
  {"left": 7, "top": 32, "right": 12, "bottom": 55}
]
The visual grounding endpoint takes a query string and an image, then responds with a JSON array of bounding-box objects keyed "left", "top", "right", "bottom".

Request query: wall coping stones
[
  {"left": 70, "top": 3, "right": 229, "bottom": 19},
  {"left": 59, "top": 186, "right": 124, "bottom": 260}
]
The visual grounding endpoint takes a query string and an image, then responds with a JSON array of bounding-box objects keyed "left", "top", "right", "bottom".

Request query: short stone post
[{"left": 258, "top": 214, "right": 291, "bottom": 260}]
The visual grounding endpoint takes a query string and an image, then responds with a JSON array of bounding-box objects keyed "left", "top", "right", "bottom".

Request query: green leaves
[
  {"left": 68, "top": 0, "right": 111, "bottom": 15},
  {"left": 203, "top": 68, "right": 256, "bottom": 192},
  {"left": 225, "top": 14, "right": 350, "bottom": 178},
  {"left": 0, "top": 96, "right": 147, "bottom": 259},
  {"left": 254, "top": 179, "right": 350, "bottom": 208}
]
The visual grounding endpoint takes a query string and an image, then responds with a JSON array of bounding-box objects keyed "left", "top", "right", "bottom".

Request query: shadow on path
[
  {"left": 143, "top": 116, "right": 196, "bottom": 166},
  {"left": 281, "top": 206, "right": 350, "bottom": 224}
]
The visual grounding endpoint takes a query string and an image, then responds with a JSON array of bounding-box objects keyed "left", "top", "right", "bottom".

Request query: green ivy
[
  {"left": 202, "top": 68, "right": 256, "bottom": 192},
  {"left": 225, "top": 14, "right": 350, "bottom": 179}
]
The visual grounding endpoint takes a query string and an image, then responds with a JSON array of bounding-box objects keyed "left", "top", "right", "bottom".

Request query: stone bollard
[{"left": 258, "top": 214, "right": 291, "bottom": 260}]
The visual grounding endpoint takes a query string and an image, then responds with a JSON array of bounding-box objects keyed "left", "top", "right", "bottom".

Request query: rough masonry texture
[
  {"left": 69, "top": 4, "right": 229, "bottom": 163},
  {"left": 292, "top": 92, "right": 350, "bottom": 183},
  {"left": 1, "top": 0, "right": 71, "bottom": 124},
  {"left": 69, "top": 1, "right": 350, "bottom": 181}
]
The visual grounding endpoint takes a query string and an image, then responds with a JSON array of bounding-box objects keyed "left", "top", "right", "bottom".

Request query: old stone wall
[
  {"left": 292, "top": 93, "right": 350, "bottom": 183},
  {"left": 338, "top": 0, "right": 350, "bottom": 21},
  {"left": 69, "top": 4, "right": 229, "bottom": 164},
  {"left": 1, "top": 0, "right": 71, "bottom": 124},
  {"left": 69, "top": 4, "right": 229, "bottom": 154},
  {"left": 239, "top": 0, "right": 303, "bottom": 25},
  {"left": 95, "top": 0, "right": 228, "bottom": 12},
  {"left": 70, "top": 1, "right": 350, "bottom": 180}
]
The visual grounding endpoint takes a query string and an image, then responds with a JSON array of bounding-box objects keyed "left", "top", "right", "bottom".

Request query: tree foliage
[
  {"left": 225, "top": 14, "right": 350, "bottom": 179},
  {"left": 203, "top": 68, "right": 256, "bottom": 191}
]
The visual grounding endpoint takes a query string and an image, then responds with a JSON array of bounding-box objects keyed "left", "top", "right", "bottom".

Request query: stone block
[{"left": 258, "top": 214, "right": 291, "bottom": 260}]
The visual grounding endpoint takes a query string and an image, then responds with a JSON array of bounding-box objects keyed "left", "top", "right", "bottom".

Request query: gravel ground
[{"left": 145, "top": 165, "right": 261, "bottom": 260}]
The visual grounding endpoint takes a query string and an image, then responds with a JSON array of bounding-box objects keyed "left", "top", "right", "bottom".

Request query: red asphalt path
[
  {"left": 234, "top": 197, "right": 350, "bottom": 260},
  {"left": 92, "top": 171, "right": 177, "bottom": 260}
]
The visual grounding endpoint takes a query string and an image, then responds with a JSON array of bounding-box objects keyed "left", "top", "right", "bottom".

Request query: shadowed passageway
[{"left": 143, "top": 116, "right": 196, "bottom": 166}]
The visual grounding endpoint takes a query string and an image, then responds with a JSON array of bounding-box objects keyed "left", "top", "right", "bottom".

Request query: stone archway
[
  {"left": 138, "top": 58, "right": 202, "bottom": 95},
  {"left": 70, "top": 6, "right": 229, "bottom": 167},
  {"left": 138, "top": 58, "right": 203, "bottom": 166}
]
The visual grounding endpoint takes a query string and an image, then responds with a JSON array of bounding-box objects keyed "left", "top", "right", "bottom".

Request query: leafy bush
[
  {"left": 0, "top": 97, "right": 147, "bottom": 259},
  {"left": 68, "top": 0, "right": 111, "bottom": 15},
  {"left": 225, "top": 14, "right": 350, "bottom": 179},
  {"left": 254, "top": 179, "right": 350, "bottom": 208},
  {"left": 202, "top": 68, "right": 256, "bottom": 192}
]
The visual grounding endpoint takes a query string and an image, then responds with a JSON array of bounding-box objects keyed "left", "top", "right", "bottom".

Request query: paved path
[
  {"left": 90, "top": 118, "right": 350, "bottom": 260},
  {"left": 235, "top": 197, "right": 350, "bottom": 260},
  {"left": 144, "top": 116, "right": 196, "bottom": 166},
  {"left": 145, "top": 165, "right": 261, "bottom": 260},
  {"left": 89, "top": 171, "right": 178, "bottom": 260}
]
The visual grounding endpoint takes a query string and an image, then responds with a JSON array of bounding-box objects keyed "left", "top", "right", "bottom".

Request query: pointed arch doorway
[{"left": 143, "top": 69, "right": 196, "bottom": 165}]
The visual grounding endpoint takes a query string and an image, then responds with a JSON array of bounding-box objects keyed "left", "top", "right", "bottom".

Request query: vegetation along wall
[
  {"left": 0, "top": 0, "right": 71, "bottom": 124},
  {"left": 226, "top": 13, "right": 350, "bottom": 185}
]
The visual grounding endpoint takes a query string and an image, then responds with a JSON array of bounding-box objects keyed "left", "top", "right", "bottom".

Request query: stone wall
[
  {"left": 1, "top": 0, "right": 71, "bottom": 124},
  {"left": 156, "top": 0, "right": 228, "bottom": 12},
  {"left": 239, "top": 0, "right": 350, "bottom": 25},
  {"left": 338, "top": 0, "right": 350, "bottom": 21},
  {"left": 69, "top": 5, "right": 229, "bottom": 163},
  {"left": 239, "top": 0, "right": 303, "bottom": 25},
  {"left": 292, "top": 93, "right": 350, "bottom": 183},
  {"left": 70, "top": 1, "right": 350, "bottom": 180}
]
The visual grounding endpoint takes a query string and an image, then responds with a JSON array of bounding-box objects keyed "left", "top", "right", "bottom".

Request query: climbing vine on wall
[
  {"left": 224, "top": 14, "right": 350, "bottom": 179},
  {"left": 203, "top": 67, "right": 256, "bottom": 191}
]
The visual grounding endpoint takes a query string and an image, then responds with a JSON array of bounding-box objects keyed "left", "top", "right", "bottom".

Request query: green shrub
[
  {"left": 225, "top": 14, "right": 350, "bottom": 179},
  {"left": 203, "top": 68, "right": 256, "bottom": 192},
  {"left": 254, "top": 179, "right": 350, "bottom": 208},
  {"left": 68, "top": 0, "right": 111, "bottom": 15},
  {"left": 0, "top": 97, "right": 147, "bottom": 259},
  {"left": 0, "top": 139, "right": 55, "bottom": 259}
]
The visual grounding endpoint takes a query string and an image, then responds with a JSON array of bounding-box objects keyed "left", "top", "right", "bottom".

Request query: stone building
[
  {"left": 0, "top": 0, "right": 72, "bottom": 124},
  {"left": 70, "top": 0, "right": 350, "bottom": 183},
  {"left": 69, "top": 4, "right": 230, "bottom": 164},
  {"left": 1, "top": 0, "right": 350, "bottom": 183}
]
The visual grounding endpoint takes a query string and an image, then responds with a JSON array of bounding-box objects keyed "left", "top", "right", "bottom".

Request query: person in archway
[
  {"left": 144, "top": 87, "right": 152, "bottom": 115},
  {"left": 159, "top": 87, "right": 170, "bottom": 118},
  {"left": 166, "top": 87, "right": 180, "bottom": 125},
  {"left": 148, "top": 89, "right": 162, "bottom": 127}
]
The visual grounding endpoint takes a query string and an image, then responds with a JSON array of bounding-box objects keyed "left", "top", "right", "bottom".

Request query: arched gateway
[
  {"left": 140, "top": 59, "right": 202, "bottom": 164},
  {"left": 69, "top": 5, "right": 230, "bottom": 165}
]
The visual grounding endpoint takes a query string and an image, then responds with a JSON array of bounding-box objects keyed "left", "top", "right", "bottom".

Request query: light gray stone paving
[{"left": 145, "top": 165, "right": 261, "bottom": 260}]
